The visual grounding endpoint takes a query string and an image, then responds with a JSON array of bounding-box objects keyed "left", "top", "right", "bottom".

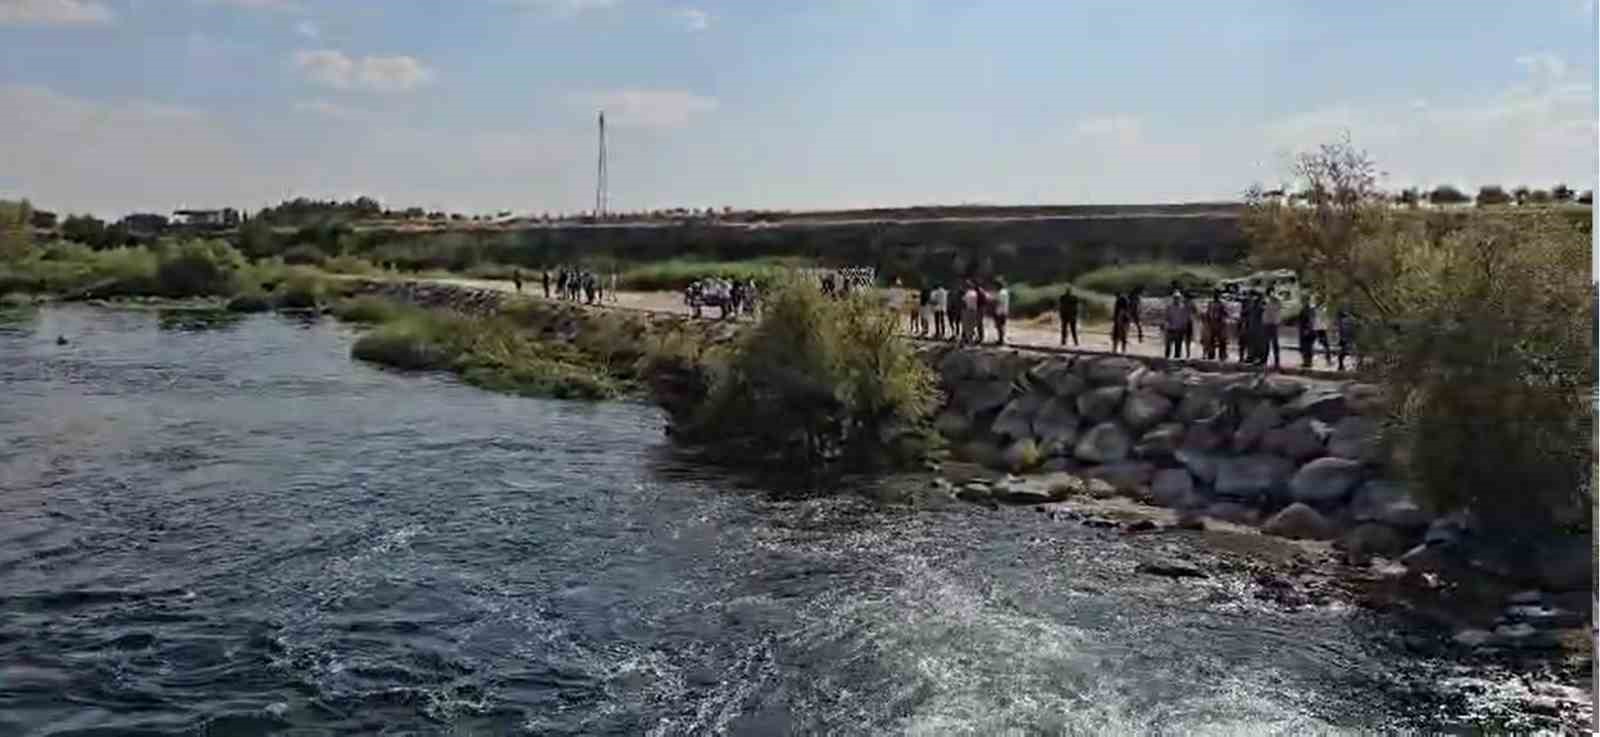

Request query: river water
[{"left": 0, "top": 305, "right": 1504, "bottom": 735}]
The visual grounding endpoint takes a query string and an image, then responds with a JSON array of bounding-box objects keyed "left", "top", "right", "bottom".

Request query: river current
[{"left": 0, "top": 306, "right": 1496, "bottom": 735}]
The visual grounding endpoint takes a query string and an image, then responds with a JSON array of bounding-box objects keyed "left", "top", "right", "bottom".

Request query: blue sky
[{"left": 0, "top": 0, "right": 1595, "bottom": 217}]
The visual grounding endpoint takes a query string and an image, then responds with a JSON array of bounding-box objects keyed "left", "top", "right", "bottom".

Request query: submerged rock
[{"left": 1136, "top": 560, "right": 1208, "bottom": 579}]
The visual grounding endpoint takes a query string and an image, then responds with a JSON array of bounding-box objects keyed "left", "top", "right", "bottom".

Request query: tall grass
[
  {"left": 1007, "top": 282, "right": 1114, "bottom": 322},
  {"left": 347, "top": 298, "right": 626, "bottom": 400},
  {"left": 1072, "top": 262, "right": 1241, "bottom": 297}
]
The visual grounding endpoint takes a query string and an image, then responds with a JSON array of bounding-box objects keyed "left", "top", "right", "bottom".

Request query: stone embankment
[{"left": 921, "top": 343, "right": 1593, "bottom": 608}]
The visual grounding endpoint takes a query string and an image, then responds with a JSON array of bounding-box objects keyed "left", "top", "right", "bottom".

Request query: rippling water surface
[{"left": 1, "top": 306, "right": 1467, "bottom": 735}]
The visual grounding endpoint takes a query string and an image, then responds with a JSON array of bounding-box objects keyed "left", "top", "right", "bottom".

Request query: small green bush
[
  {"left": 281, "top": 244, "right": 328, "bottom": 266},
  {"left": 275, "top": 270, "right": 328, "bottom": 310},
  {"left": 352, "top": 318, "right": 453, "bottom": 370},
  {"left": 152, "top": 240, "right": 247, "bottom": 298}
]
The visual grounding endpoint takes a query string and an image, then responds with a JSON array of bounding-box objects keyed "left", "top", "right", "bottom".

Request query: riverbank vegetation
[
  {"left": 664, "top": 274, "right": 940, "bottom": 470},
  {"left": 1243, "top": 137, "right": 1594, "bottom": 540},
  {"left": 342, "top": 297, "right": 631, "bottom": 400}
]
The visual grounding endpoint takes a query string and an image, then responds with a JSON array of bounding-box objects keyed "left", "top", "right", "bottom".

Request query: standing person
[
  {"left": 931, "top": 283, "right": 948, "bottom": 339},
  {"left": 1205, "top": 290, "right": 1228, "bottom": 361},
  {"left": 1309, "top": 298, "right": 1332, "bottom": 367},
  {"left": 1111, "top": 291, "right": 1131, "bottom": 354},
  {"left": 918, "top": 284, "right": 934, "bottom": 337},
  {"left": 1262, "top": 291, "right": 1283, "bottom": 370},
  {"left": 1128, "top": 285, "right": 1145, "bottom": 343},
  {"left": 946, "top": 282, "right": 963, "bottom": 342},
  {"left": 993, "top": 279, "right": 1011, "bottom": 345},
  {"left": 974, "top": 283, "right": 989, "bottom": 344},
  {"left": 1337, "top": 309, "right": 1358, "bottom": 371},
  {"left": 1181, "top": 291, "right": 1196, "bottom": 358},
  {"left": 609, "top": 272, "right": 619, "bottom": 303},
  {"left": 512, "top": 268, "right": 523, "bottom": 294},
  {"left": 542, "top": 269, "right": 551, "bottom": 299},
  {"left": 1199, "top": 293, "right": 1217, "bottom": 359},
  {"left": 961, "top": 282, "right": 979, "bottom": 344},
  {"left": 1163, "top": 288, "right": 1187, "bottom": 359},
  {"left": 687, "top": 280, "right": 703, "bottom": 318},
  {"left": 1057, "top": 288, "right": 1080, "bottom": 347},
  {"left": 1295, "top": 300, "right": 1317, "bottom": 369}
]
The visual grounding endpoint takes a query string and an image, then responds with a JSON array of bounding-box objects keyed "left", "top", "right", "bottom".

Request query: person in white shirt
[
  {"left": 993, "top": 279, "right": 1011, "bottom": 345},
  {"left": 1263, "top": 292, "right": 1283, "bottom": 370},
  {"left": 930, "top": 285, "right": 947, "bottom": 339}
]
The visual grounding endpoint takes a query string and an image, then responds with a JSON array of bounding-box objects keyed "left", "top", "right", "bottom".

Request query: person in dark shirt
[
  {"left": 947, "top": 282, "right": 964, "bottom": 343},
  {"left": 1128, "top": 285, "right": 1145, "bottom": 343},
  {"left": 1111, "top": 292, "right": 1131, "bottom": 353},
  {"left": 1058, "top": 288, "right": 1080, "bottom": 347},
  {"left": 974, "top": 285, "right": 989, "bottom": 344},
  {"left": 541, "top": 269, "right": 551, "bottom": 299}
]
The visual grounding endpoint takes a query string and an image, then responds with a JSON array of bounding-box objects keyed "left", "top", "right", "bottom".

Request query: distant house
[
  {"left": 120, "top": 213, "right": 169, "bottom": 236},
  {"left": 172, "top": 208, "right": 241, "bottom": 228}
]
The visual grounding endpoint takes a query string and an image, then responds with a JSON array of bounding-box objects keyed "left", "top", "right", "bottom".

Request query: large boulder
[
  {"left": 1138, "top": 369, "right": 1189, "bottom": 399},
  {"left": 957, "top": 439, "right": 1005, "bottom": 468},
  {"left": 1175, "top": 391, "right": 1225, "bottom": 424},
  {"left": 1327, "top": 416, "right": 1384, "bottom": 464},
  {"left": 1260, "top": 417, "right": 1330, "bottom": 461},
  {"left": 1174, "top": 449, "right": 1224, "bottom": 486},
  {"left": 1151, "top": 468, "right": 1199, "bottom": 508},
  {"left": 1085, "top": 461, "right": 1156, "bottom": 495},
  {"left": 1214, "top": 454, "right": 1296, "bottom": 501},
  {"left": 933, "top": 410, "right": 973, "bottom": 440},
  {"left": 1032, "top": 360, "right": 1087, "bottom": 398},
  {"left": 1122, "top": 390, "right": 1174, "bottom": 432},
  {"left": 1073, "top": 422, "right": 1132, "bottom": 464},
  {"left": 1081, "top": 356, "right": 1144, "bottom": 386},
  {"left": 1348, "top": 480, "right": 1431, "bottom": 530},
  {"left": 1342, "top": 383, "right": 1385, "bottom": 415},
  {"left": 1031, "top": 397, "right": 1081, "bottom": 455},
  {"left": 939, "top": 351, "right": 978, "bottom": 384},
  {"left": 992, "top": 394, "right": 1047, "bottom": 440},
  {"left": 1180, "top": 418, "right": 1226, "bottom": 452},
  {"left": 1289, "top": 457, "right": 1366, "bottom": 505},
  {"left": 958, "top": 379, "right": 1014, "bottom": 418},
  {"left": 1232, "top": 400, "right": 1284, "bottom": 453},
  {"left": 1262, "top": 502, "right": 1337, "bottom": 540},
  {"left": 1075, "top": 386, "right": 1126, "bottom": 423},
  {"left": 1001, "top": 438, "right": 1042, "bottom": 472},
  {"left": 1282, "top": 389, "right": 1348, "bottom": 423},
  {"left": 1252, "top": 375, "right": 1307, "bottom": 401},
  {"left": 1133, "top": 422, "right": 1185, "bottom": 459}
]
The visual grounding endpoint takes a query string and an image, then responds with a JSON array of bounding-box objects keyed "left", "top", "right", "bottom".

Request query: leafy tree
[
  {"left": 1427, "top": 184, "right": 1469, "bottom": 205},
  {"left": 1528, "top": 189, "right": 1553, "bottom": 204},
  {"left": 29, "top": 209, "right": 57, "bottom": 229},
  {"left": 1395, "top": 187, "right": 1421, "bottom": 207},
  {"left": 1579, "top": 190, "right": 1594, "bottom": 205},
  {"left": 1474, "top": 185, "right": 1511, "bottom": 206},
  {"left": 0, "top": 199, "right": 33, "bottom": 260},
  {"left": 1244, "top": 137, "right": 1594, "bottom": 540},
  {"left": 61, "top": 214, "right": 108, "bottom": 248},
  {"left": 1512, "top": 186, "right": 1531, "bottom": 205},
  {"left": 1552, "top": 183, "right": 1574, "bottom": 202},
  {"left": 237, "top": 218, "right": 281, "bottom": 259}
]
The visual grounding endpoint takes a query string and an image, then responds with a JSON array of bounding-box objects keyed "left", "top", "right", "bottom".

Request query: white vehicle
[{"left": 1216, "top": 269, "right": 1301, "bottom": 307}]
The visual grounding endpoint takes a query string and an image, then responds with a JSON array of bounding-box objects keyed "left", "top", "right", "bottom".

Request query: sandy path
[{"left": 393, "top": 276, "right": 1354, "bottom": 378}]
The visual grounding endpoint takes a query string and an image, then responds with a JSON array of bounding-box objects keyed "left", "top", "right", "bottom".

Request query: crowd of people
[
  {"left": 513, "top": 266, "right": 618, "bottom": 306},
  {"left": 1103, "top": 282, "right": 1359, "bottom": 371},
  {"left": 818, "top": 267, "right": 876, "bottom": 297},
  {"left": 892, "top": 277, "right": 1016, "bottom": 346},
  {"left": 684, "top": 277, "right": 760, "bottom": 320}
]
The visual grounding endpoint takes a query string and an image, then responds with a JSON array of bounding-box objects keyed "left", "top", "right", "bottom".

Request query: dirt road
[{"left": 397, "top": 275, "right": 1355, "bottom": 379}]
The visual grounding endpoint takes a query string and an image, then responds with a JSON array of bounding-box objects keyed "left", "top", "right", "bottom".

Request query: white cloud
[
  {"left": 0, "top": 0, "right": 113, "bottom": 25},
  {"left": 294, "top": 19, "right": 318, "bottom": 39},
  {"left": 672, "top": 7, "right": 708, "bottom": 31},
  {"left": 192, "top": 0, "right": 304, "bottom": 12},
  {"left": 1514, "top": 51, "right": 1568, "bottom": 82},
  {"left": 292, "top": 49, "right": 436, "bottom": 93},
  {"left": 1260, "top": 55, "right": 1594, "bottom": 189},
  {"left": 573, "top": 89, "right": 718, "bottom": 128},
  {"left": 496, "top": 0, "right": 617, "bottom": 17}
]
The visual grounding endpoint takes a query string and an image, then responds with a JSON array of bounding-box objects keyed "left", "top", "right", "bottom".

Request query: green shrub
[
  {"left": 322, "top": 255, "right": 380, "bottom": 275},
  {"left": 1072, "top": 262, "right": 1237, "bottom": 297},
  {"left": 274, "top": 269, "right": 327, "bottom": 310},
  {"left": 281, "top": 244, "right": 328, "bottom": 266},
  {"left": 352, "top": 317, "right": 454, "bottom": 370},
  {"left": 1007, "top": 282, "right": 1113, "bottom": 321},
  {"left": 152, "top": 240, "right": 247, "bottom": 298},
  {"left": 676, "top": 273, "right": 938, "bottom": 469},
  {"left": 617, "top": 257, "right": 809, "bottom": 292}
]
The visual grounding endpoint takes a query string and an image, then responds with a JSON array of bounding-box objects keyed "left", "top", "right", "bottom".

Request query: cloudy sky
[{"left": 0, "top": 0, "right": 1595, "bottom": 218}]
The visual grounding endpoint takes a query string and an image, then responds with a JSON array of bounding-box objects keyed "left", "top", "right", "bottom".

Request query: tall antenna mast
[{"left": 595, "top": 110, "right": 608, "bottom": 218}]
